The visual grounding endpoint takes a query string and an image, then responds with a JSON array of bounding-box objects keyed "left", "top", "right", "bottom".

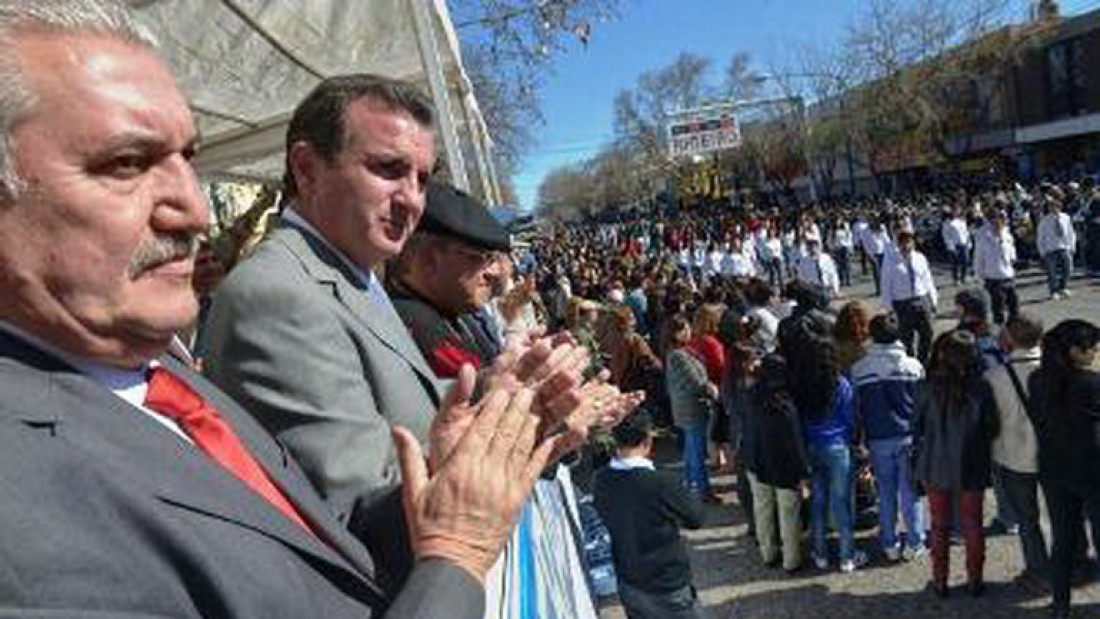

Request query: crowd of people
[{"left": 511, "top": 178, "right": 1100, "bottom": 618}]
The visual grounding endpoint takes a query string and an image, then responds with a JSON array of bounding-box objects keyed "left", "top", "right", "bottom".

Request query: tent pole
[{"left": 408, "top": 0, "right": 470, "bottom": 191}]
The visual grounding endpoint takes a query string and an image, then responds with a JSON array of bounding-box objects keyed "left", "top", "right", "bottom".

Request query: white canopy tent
[{"left": 130, "top": 0, "right": 501, "bottom": 205}]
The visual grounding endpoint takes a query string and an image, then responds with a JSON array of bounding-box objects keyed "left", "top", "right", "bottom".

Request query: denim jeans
[
  {"left": 1044, "top": 249, "right": 1072, "bottom": 295},
  {"left": 681, "top": 422, "right": 711, "bottom": 494},
  {"left": 808, "top": 441, "right": 855, "bottom": 561},
  {"left": 997, "top": 465, "right": 1049, "bottom": 578},
  {"left": 869, "top": 436, "right": 925, "bottom": 551}
]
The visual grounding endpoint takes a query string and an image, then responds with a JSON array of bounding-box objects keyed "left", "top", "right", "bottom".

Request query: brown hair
[
  {"left": 693, "top": 303, "right": 723, "bottom": 337},
  {"left": 283, "top": 74, "right": 434, "bottom": 198}
]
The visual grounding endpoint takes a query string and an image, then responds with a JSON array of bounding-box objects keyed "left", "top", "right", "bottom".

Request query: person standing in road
[
  {"left": 1037, "top": 199, "right": 1077, "bottom": 300},
  {"left": 880, "top": 228, "right": 938, "bottom": 364},
  {"left": 913, "top": 331, "right": 1000, "bottom": 598},
  {"left": 942, "top": 208, "right": 972, "bottom": 285},
  {"left": 852, "top": 313, "right": 927, "bottom": 563},
  {"left": 974, "top": 210, "right": 1019, "bottom": 326},
  {"left": 796, "top": 238, "right": 841, "bottom": 301},
  {"left": 985, "top": 314, "right": 1049, "bottom": 592},
  {"left": 1027, "top": 320, "right": 1100, "bottom": 619},
  {"left": 593, "top": 412, "right": 706, "bottom": 619},
  {"left": 831, "top": 216, "right": 855, "bottom": 288}
]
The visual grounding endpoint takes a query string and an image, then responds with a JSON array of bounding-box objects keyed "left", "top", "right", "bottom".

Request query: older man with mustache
[{"left": 0, "top": 1, "right": 583, "bottom": 617}]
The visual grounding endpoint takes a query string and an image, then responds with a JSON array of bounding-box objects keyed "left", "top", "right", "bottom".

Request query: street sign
[{"left": 667, "top": 104, "right": 742, "bottom": 158}]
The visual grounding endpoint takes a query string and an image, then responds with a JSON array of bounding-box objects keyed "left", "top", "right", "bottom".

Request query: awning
[{"left": 130, "top": 0, "right": 501, "bottom": 205}]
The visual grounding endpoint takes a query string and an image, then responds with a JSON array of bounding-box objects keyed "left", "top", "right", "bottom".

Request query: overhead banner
[{"left": 667, "top": 103, "right": 742, "bottom": 158}]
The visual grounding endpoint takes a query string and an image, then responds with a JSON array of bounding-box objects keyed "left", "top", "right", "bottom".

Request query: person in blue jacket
[{"left": 852, "top": 313, "right": 927, "bottom": 562}]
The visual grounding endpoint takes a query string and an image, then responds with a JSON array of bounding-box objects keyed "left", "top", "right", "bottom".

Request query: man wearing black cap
[
  {"left": 386, "top": 182, "right": 513, "bottom": 376},
  {"left": 880, "top": 227, "right": 938, "bottom": 363},
  {"left": 201, "top": 74, "right": 611, "bottom": 592}
]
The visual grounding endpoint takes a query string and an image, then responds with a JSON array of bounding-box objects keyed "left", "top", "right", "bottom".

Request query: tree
[
  {"left": 451, "top": 0, "right": 623, "bottom": 198},
  {"left": 842, "top": 0, "right": 1050, "bottom": 177}
]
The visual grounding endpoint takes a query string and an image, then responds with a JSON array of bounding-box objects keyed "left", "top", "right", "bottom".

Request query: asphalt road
[{"left": 598, "top": 263, "right": 1100, "bottom": 619}]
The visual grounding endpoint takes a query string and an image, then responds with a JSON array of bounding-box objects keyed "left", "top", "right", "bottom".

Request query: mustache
[{"left": 128, "top": 234, "right": 199, "bottom": 279}]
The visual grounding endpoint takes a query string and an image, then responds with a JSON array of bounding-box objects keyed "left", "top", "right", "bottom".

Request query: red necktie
[{"left": 144, "top": 366, "right": 312, "bottom": 532}]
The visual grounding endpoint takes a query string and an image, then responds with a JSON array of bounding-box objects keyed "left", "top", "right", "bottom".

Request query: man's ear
[{"left": 287, "top": 142, "right": 321, "bottom": 200}]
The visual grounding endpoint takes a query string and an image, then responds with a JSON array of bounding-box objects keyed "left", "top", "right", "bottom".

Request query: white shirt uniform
[
  {"left": 705, "top": 250, "right": 724, "bottom": 276},
  {"left": 832, "top": 224, "right": 854, "bottom": 251},
  {"left": 880, "top": 250, "right": 938, "bottom": 309},
  {"left": 974, "top": 226, "right": 1016, "bottom": 280},
  {"left": 796, "top": 252, "right": 840, "bottom": 298},
  {"left": 861, "top": 229, "right": 891, "bottom": 256},
  {"left": 720, "top": 249, "right": 756, "bottom": 277},
  {"left": 941, "top": 217, "right": 971, "bottom": 251},
  {"left": 1037, "top": 212, "right": 1077, "bottom": 256}
]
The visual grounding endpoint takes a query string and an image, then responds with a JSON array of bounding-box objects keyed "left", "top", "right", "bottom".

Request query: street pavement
[{"left": 598, "top": 262, "right": 1100, "bottom": 619}]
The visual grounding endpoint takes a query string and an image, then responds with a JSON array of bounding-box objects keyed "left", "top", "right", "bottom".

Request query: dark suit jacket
[{"left": 0, "top": 330, "right": 482, "bottom": 619}]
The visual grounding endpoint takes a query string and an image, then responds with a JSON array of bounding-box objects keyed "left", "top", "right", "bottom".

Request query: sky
[{"left": 509, "top": 0, "right": 1100, "bottom": 212}]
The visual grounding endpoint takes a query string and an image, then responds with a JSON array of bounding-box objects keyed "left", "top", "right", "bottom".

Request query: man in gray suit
[
  {"left": 0, "top": 1, "right": 558, "bottom": 616},
  {"left": 200, "top": 70, "right": 620, "bottom": 587}
]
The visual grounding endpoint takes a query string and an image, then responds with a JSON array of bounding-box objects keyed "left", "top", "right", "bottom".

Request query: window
[{"left": 1047, "top": 38, "right": 1088, "bottom": 118}]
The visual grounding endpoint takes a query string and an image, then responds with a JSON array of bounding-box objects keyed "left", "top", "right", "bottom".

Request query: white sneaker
[
  {"left": 840, "top": 550, "right": 869, "bottom": 573},
  {"left": 1063, "top": 289, "right": 1073, "bottom": 297},
  {"left": 904, "top": 545, "right": 929, "bottom": 561},
  {"left": 884, "top": 545, "right": 902, "bottom": 562},
  {"left": 812, "top": 554, "right": 829, "bottom": 570}
]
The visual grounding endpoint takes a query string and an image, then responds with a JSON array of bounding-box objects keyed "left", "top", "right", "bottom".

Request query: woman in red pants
[{"left": 912, "top": 330, "right": 1000, "bottom": 598}]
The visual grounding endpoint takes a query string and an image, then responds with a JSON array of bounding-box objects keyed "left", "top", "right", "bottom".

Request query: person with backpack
[{"left": 984, "top": 314, "right": 1049, "bottom": 592}]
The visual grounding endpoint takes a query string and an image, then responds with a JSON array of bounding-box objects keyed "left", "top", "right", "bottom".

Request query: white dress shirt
[
  {"left": 880, "top": 250, "right": 938, "bottom": 309},
  {"left": 941, "top": 217, "right": 971, "bottom": 251},
  {"left": 1037, "top": 212, "right": 1077, "bottom": 256},
  {"left": 705, "top": 250, "right": 724, "bottom": 276},
  {"left": 832, "top": 225, "right": 854, "bottom": 250},
  {"left": 0, "top": 322, "right": 191, "bottom": 443},
  {"left": 796, "top": 252, "right": 840, "bottom": 297},
  {"left": 720, "top": 249, "right": 756, "bottom": 277},
  {"left": 974, "top": 226, "right": 1016, "bottom": 280},
  {"left": 609, "top": 455, "right": 656, "bottom": 471},
  {"left": 861, "top": 229, "right": 891, "bottom": 256}
]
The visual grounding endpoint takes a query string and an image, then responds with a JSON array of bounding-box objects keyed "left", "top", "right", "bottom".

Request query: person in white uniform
[
  {"left": 974, "top": 211, "right": 1018, "bottom": 325},
  {"left": 1037, "top": 199, "right": 1077, "bottom": 300},
  {"left": 880, "top": 229, "right": 938, "bottom": 363},
  {"left": 796, "top": 238, "right": 841, "bottom": 300}
]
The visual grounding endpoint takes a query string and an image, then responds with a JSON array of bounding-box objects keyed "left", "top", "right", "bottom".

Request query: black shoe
[
  {"left": 967, "top": 581, "right": 985, "bottom": 598},
  {"left": 928, "top": 581, "right": 949, "bottom": 598}
]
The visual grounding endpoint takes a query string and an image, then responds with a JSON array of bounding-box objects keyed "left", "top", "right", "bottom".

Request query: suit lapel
[
  {"left": 271, "top": 222, "right": 441, "bottom": 401},
  {"left": 0, "top": 334, "right": 384, "bottom": 604},
  {"left": 158, "top": 357, "right": 385, "bottom": 585}
]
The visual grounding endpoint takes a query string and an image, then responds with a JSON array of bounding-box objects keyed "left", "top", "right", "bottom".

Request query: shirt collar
[
  {"left": 0, "top": 321, "right": 153, "bottom": 410},
  {"left": 283, "top": 206, "right": 380, "bottom": 291},
  {"left": 609, "top": 455, "right": 655, "bottom": 471}
]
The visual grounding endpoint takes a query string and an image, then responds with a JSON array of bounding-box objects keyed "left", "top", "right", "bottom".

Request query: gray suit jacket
[
  {"left": 0, "top": 330, "right": 482, "bottom": 618},
  {"left": 200, "top": 221, "right": 443, "bottom": 586}
]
